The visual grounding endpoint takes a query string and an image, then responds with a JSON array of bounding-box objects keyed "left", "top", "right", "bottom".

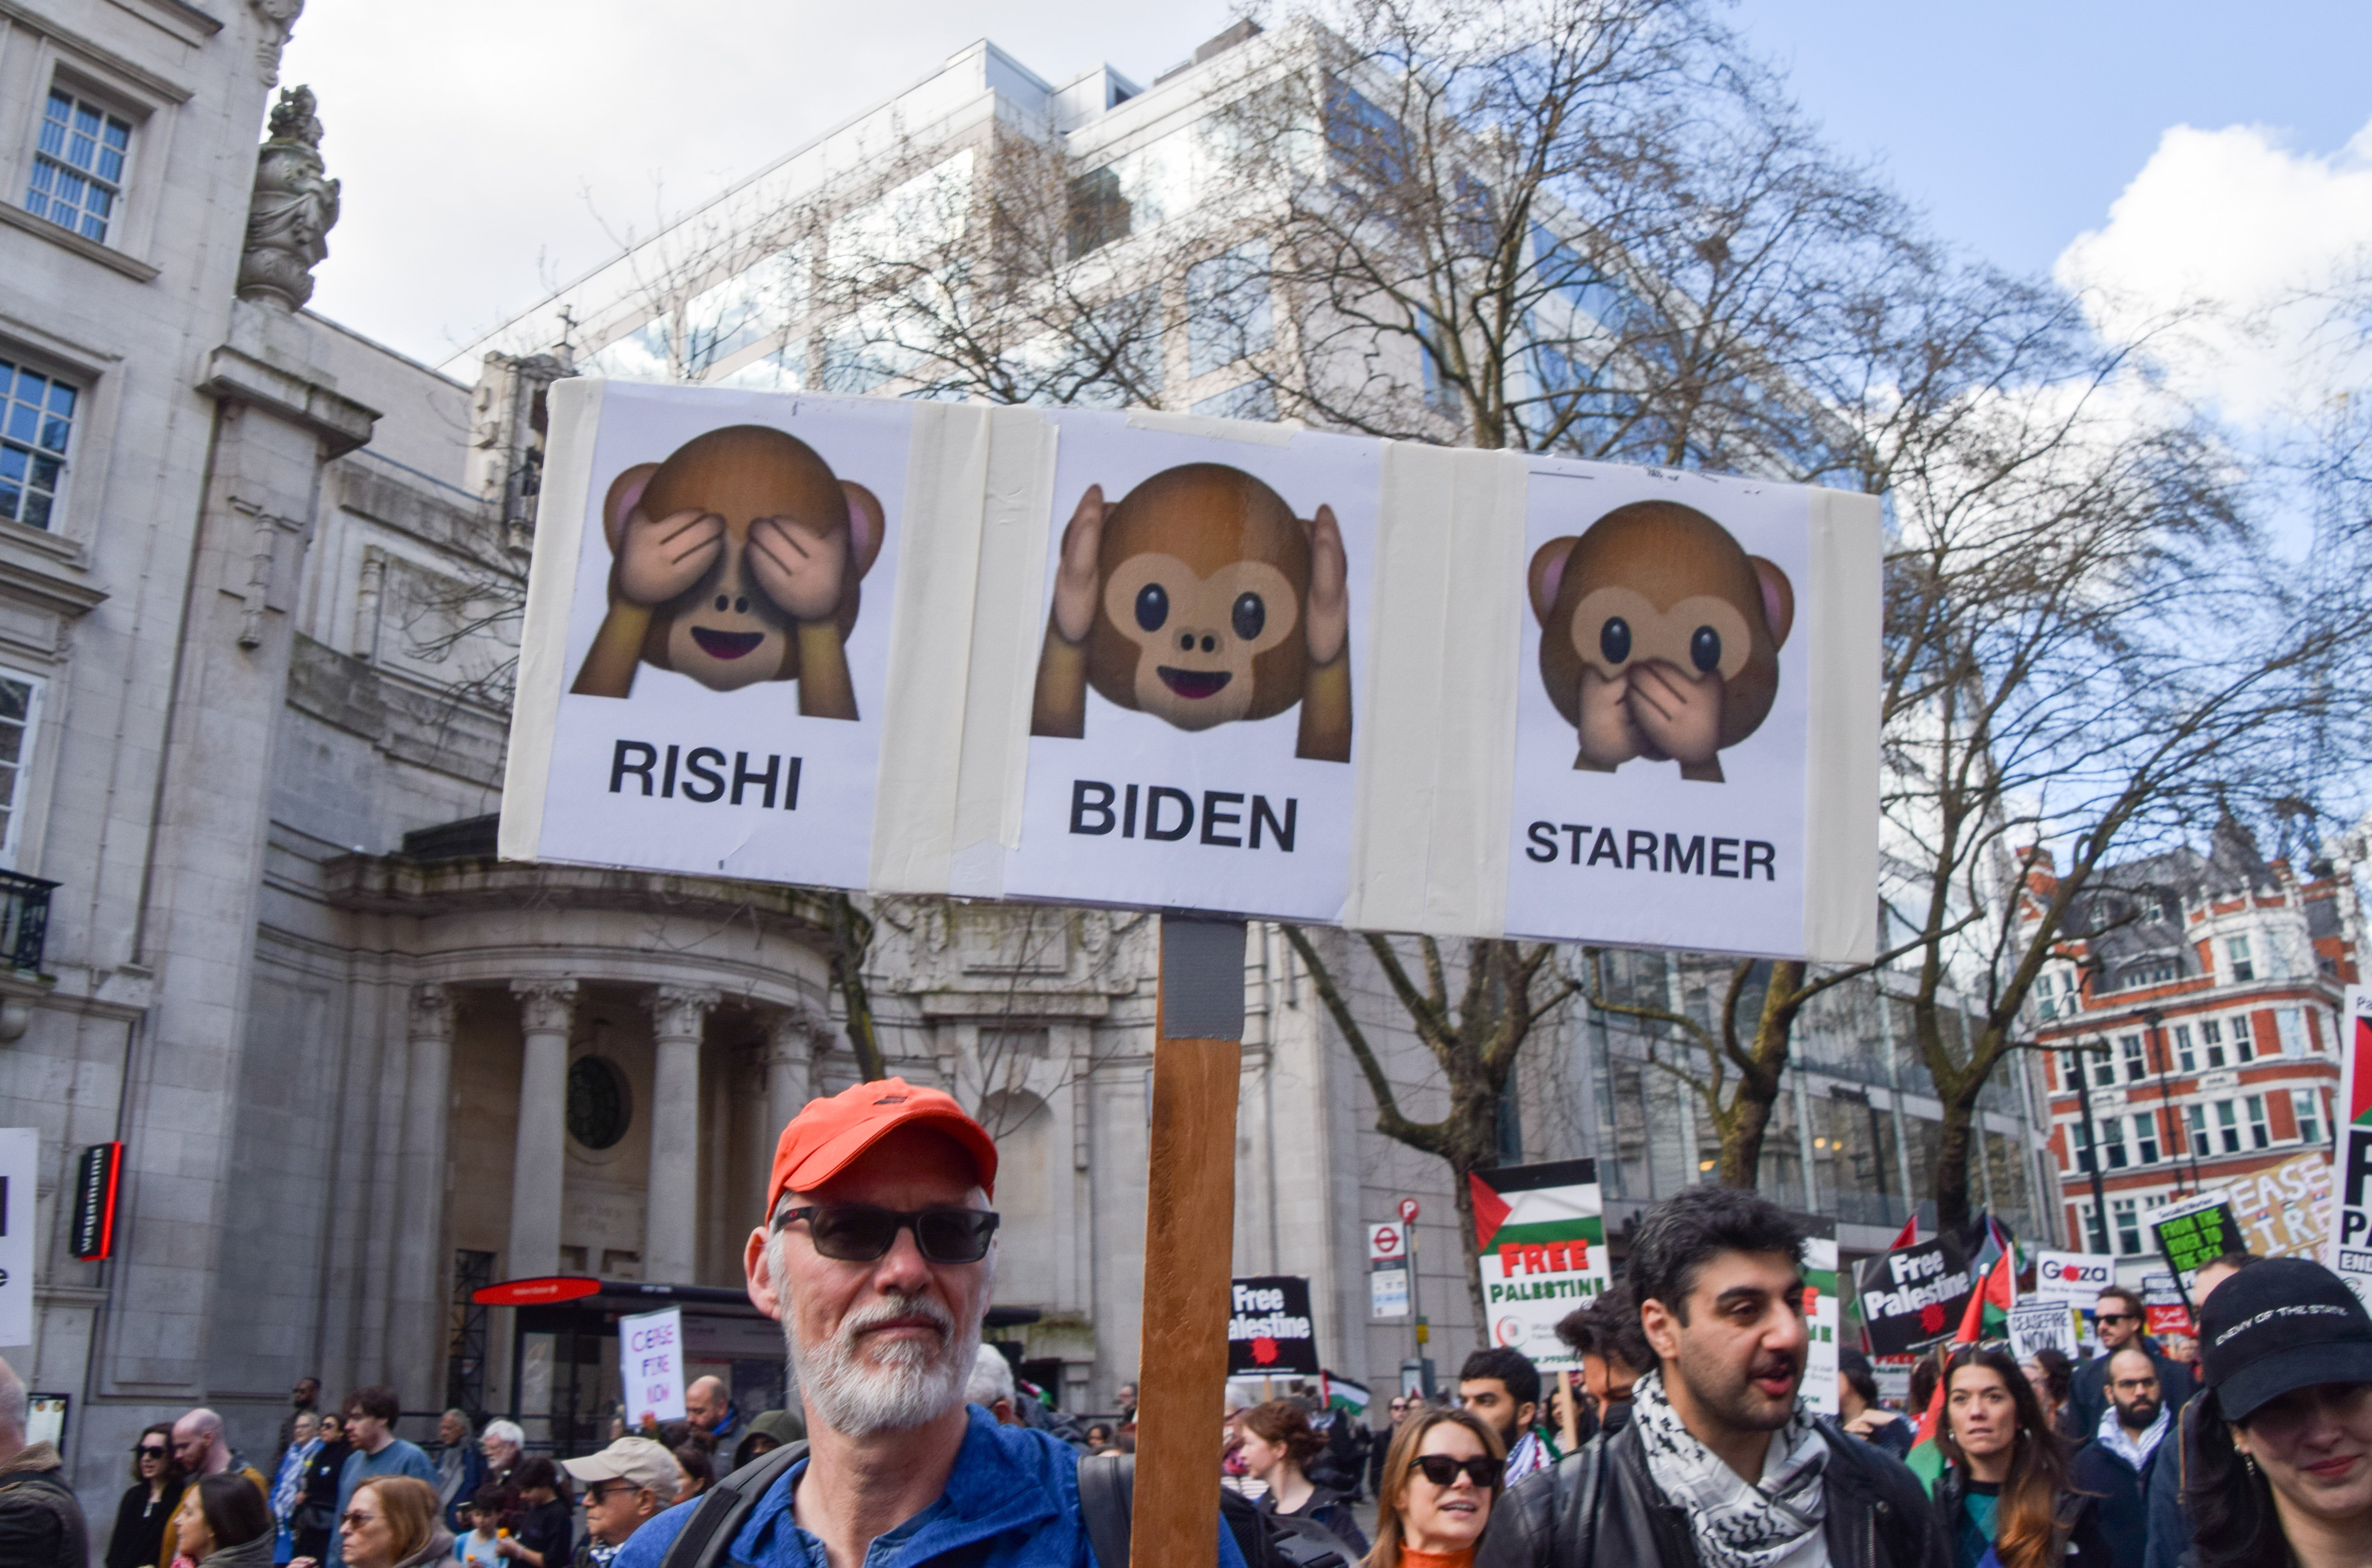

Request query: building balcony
[{"left": 0, "top": 870, "right": 57, "bottom": 974}]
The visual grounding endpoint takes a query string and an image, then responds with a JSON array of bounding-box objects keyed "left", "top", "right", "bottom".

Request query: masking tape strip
[
  {"left": 1123, "top": 409, "right": 1300, "bottom": 447},
  {"left": 1421, "top": 449, "right": 1529, "bottom": 937},
  {"left": 1801, "top": 486, "right": 1882, "bottom": 963},
  {"left": 869, "top": 401, "right": 992, "bottom": 893},
  {"left": 946, "top": 406, "right": 1060, "bottom": 898},
  {"left": 1343, "top": 442, "right": 1453, "bottom": 930},
  {"left": 497, "top": 376, "right": 605, "bottom": 864}
]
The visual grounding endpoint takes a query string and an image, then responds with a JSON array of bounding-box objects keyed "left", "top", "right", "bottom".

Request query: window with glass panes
[
  {"left": 2231, "top": 1016, "right": 2256, "bottom": 1062},
  {"left": 2120, "top": 1033, "right": 2148, "bottom": 1083},
  {"left": 2215, "top": 1098, "right": 2242, "bottom": 1154},
  {"left": 0, "top": 673, "right": 37, "bottom": 860},
  {"left": 0, "top": 361, "right": 77, "bottom": 531},
  {"left": 2132, "top": 1113, "right": 2161, "bottom": 1165},
  {"left": 2100, "top": 1117, "right": 2130, "bottom": 1168},
  {"left": 2228, "top": 935, "right": 2255, "bottom": 982},
  {"left": 2201, "top": 1019, "right": 2227, "bottom": 1069},
  {"left": 2244, "top": 1094, "right": 2270, "bottom": 1149},
  {"left": 26, "top": 90, "right": 131, "bottom": 244},
  {"left": 2113, "top": 1197, "right": 2142, "bottom": 1255},
  {"left": 2173, "top": 1024, "right": 2196, "bottom": 1073},
  {"left": 2080, "top": 1201, "right": 2109, "bottom": 1253},
  {"left": 2185, "top": 1103, "right": 2208, "bottom": 1154},
  {"left": 2294, "top": 1090, "right": 2324, "bottom": 1146}
]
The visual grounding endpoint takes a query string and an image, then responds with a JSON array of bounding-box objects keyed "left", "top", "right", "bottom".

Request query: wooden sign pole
[{"left": 1131, "top": 914, "right": 1245, "bottom": 1567}]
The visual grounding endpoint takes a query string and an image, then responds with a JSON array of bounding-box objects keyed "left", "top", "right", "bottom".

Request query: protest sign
[
  {"left": 2032, "top": 1250, "right": 2116, "bottom": 1305},
  {"left": 501, "top": 380, "right": 1882, "bottom": 959},
  {"left": 1852, "top": 1232, "right": 1973, "bottom": 1355},
  {"left": 1802, "top": 1220, "right": 1839, "bottom": 1417},
  {"left": 1229, "top": 1276, "right": 1319, "bottom": 1376},
  {"left": 2007, "top": 1301, "right": 2081, "bottom": 1363},
  {"left": 1470, "top": 1160, "right": 1609, "bottom": 1372},
  {"left": 619, "top": 1306, "right": 686, "bottom": 1424},
  {"left": 2331, "top": 987, "right": 2372, "bottom": 1312},
  {"left": 0, "top": 1129, "right": 29, "bottom": 1345},
  {"left": 2151, "top": 1192, "right": 2242, "bottom": 1297},
  {"left": 1369, "top": 1222, "right": 1411, "bottom": 1320},
  {"left": 2141, "top": 1273, "right": 2193, "bottom": 1338},
  {"left": 2223, "top": 1150, "right": 2333, "bottom": 1261}
]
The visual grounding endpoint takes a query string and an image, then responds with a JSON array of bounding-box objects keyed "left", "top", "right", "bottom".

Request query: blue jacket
[
  {"left": 2069, "top": 1431, "right": 2161, "bottom": 1568},
  {"left": 614, "top": 1405, "right": 1249, "bottom": 1568}
]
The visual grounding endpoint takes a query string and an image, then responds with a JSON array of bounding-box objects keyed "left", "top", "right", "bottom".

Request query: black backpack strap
[
  {"left": 657, "top": 1440, "right": 809, "bottom": 1568},
  {"left": 1076, "top": 1453, "right": 1133, "bottom": 1568}
]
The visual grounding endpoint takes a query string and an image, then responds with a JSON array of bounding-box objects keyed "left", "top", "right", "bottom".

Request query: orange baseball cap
[{"left": 767, "top": 1077, "right": 998, "bottom": 1216}]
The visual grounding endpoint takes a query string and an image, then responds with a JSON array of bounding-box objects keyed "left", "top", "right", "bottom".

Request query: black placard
[
  {"left": 68, "top": 1142, "right": 121, "bottom": 1261},
  {"left": 1228, "top": 1274, "right": 1319, "bottom": 1376},
  {"left": 1850, "top": 1231, "right": 1973, "bottom": 1356}
]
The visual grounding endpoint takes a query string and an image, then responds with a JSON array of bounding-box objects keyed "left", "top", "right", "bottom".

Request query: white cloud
[
  {"left": 278, "top": 0, "right": 1238, "bottom": 368},
  {"left": 2056, "top": 118, "right": 2372, "bottom": 425}
]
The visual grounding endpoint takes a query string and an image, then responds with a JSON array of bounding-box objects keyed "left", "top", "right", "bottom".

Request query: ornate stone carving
[
  {"left": 509, "top": 977, "right": 578, "bottom": 1037},
  {"left": 647, "top": 984, "right": 720, "bottom": 1043},
  {"left": 248, "top": 0, "right": 304, "bottom": 82},
  {"left": 407, "top": 982, "right": 452, "bottom": 1040},
  {"left": 237, "top": 86, "right": 340, "bottom": 310}
]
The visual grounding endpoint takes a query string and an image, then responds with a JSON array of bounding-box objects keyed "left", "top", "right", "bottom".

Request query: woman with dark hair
[
  {"left": 107, "top": 1423, "right": 183, "bottom": 1568},
  {"left": 168, "top": 1471, "right": 276, "bottom": 1568},
  {"left": 669, "top": 1444, "right": 714, "bottom": 1505},
  {"left": 1366, "top": 1405, "right": 1503, "bottom": 1568},
  {"left": 2022, "top": 1348, "right": 2074, "bottom": 1435},
  {"left": 1934, "top": 1344, "right": 2108, "bottom": 1568},
  {"left": 2183, "top": 1257, "right": 2372, "bottom": 1568},
  {"left": 1237, "top": 1398, "right": 1368, "bottom": 1556}
]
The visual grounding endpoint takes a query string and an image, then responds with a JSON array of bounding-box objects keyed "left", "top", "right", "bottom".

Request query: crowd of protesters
[{"left": 5, "top": 1075, "right": 2369, "bottom": 1568}]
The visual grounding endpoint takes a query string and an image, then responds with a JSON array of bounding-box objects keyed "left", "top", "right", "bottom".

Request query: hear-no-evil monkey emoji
[
  {"left": 1029, "top": 463, "right": 1352, "bottom": 762},
  {"left": 569, "top": 425, "right": 883, "bottom": 717},
  {"left": 1530, "top": 500, "right": 1793, "bottom": 783}
]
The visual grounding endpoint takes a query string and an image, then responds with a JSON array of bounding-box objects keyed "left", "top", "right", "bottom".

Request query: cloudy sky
[{"left": 283, "top": 0, "right": 2372, "bottom": 422}]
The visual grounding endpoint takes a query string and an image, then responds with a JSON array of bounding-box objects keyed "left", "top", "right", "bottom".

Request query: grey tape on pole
[{"left": 1160, "top": 916, "right": 1247, "bottom": 1041}]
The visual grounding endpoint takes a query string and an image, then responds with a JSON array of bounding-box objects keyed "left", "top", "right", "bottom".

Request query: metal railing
[{"left": 0, "top": 870, "right": 55, "bottom": 973}]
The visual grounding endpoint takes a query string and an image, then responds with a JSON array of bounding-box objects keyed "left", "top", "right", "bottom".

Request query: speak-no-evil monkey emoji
[
  {"left": 1029, "top": 463, "right": 1352, "bottom": 762},
  {"left": 570, "top": 426, "right": 883, "bottom": 717},
  {"left": 1530, "top": 500, "right": 1793, "bottom": 783}
]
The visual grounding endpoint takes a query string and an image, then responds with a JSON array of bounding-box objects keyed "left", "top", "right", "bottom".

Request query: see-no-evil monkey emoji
[
  {"left": 1029, "top": 463, "right": 1352, "bottom": 762},
  {"left": 569, "top": 426, "right": 883, "bottom": 715},
  {"left": 1530, "top": 500, "right": 1793, "bottom": 783}
]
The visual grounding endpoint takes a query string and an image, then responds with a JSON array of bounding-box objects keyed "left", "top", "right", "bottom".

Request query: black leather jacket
[{"left": 1476, "top": 1414, "right": 1954, "bottom": 1568}]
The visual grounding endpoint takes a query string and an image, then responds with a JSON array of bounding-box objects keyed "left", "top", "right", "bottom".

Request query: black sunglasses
[
  {"left": 773, "top": 1203, "right": 1000, "bottom": 1264},
  {"left": 135, "top": 1445, "right": 167, "bottom": 1458},
  {"left": 1412, "top": 1453, "right": 1499, "bottom": 1488}
]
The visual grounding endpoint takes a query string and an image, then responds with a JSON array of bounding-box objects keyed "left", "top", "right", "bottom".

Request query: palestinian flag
[
  {"left": 1321, "top": 1370, "right": 1370, "bottom": 1416},
  {"left": 1905, "top": 1352, "right": 1949, "bottom": 1493},
  {"left": 1956, "top": 1245, "right": 2017, "bottom": 1344}
]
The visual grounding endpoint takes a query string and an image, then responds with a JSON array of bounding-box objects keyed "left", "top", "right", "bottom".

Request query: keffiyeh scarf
[{"left": 1631, "top": 1370, "right": 1830, "bottom": 1568}]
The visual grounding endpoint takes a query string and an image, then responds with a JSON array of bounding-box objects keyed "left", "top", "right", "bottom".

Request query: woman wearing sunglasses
[
  {"left": 1366, "top": 1406, "right": 1505, "bottom": 1568},
  {"left": 288, "top": 1475, "right": 449, "bottom": 1568},
  {"left": 106, "top": 1424, "right": 183, "bottom": 1568}
]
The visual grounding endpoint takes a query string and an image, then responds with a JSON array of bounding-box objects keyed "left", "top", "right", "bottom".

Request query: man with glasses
[
  {"left": 562, "top": 1438, "right": 681, "bottom": 1568},
  {"left": 2066, "top": 1286, "right": 2193, "bottom": 1440},
  {"left": 2069, "top": 1347, "right": 2167, "bottom": 1568},
  {"left": 615, "top": 1077, "right": 1246, "bottom": 1568}
]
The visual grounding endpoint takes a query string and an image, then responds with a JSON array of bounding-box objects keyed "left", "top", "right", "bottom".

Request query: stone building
[{"left": 0, "top": 5, "right": 2063, "bottom": 1549}]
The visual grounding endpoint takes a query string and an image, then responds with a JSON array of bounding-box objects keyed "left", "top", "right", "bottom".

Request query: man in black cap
[{"left": 2186, "top": 1255, "right": 2372, "bottom": 1567}]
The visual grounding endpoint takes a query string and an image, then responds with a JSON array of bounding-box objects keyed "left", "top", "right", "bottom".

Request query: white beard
[{"left": 779, "top": 1257, "right": 986, "bottom": 1438}]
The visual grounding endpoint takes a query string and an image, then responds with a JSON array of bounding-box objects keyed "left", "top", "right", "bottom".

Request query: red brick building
[{"left": 2026, "top": 823, "right": 2357, "bottom": 1277}]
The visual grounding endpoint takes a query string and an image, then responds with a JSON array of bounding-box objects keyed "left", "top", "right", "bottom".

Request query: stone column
[
  {"left": 766, "top": 1006, "right": 824, "bottom": 1144},
  {"left": 508, "top": 979, "right": 578, "bottom": 1279},
  {"left": 389, "top": 983, "right": 457, "bottom": 1405},
  {"left": 645, "top": 986, "right": 719, "bottom": 1283}
]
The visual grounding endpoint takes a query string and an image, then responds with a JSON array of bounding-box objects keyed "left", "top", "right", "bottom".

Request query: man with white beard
[{"left": 615, "top": 1078, "right": 1248, "bottom": 1568}]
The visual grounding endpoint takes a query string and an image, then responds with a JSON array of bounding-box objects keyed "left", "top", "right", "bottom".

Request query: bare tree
[{"left": 1279, "top": 927, "right": 1577, "bottom": 1331}]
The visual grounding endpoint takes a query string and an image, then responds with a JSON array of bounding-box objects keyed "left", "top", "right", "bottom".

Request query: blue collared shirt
[{"left": 614, "top": 1405, "right": 1249, "bottom": 1568}]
